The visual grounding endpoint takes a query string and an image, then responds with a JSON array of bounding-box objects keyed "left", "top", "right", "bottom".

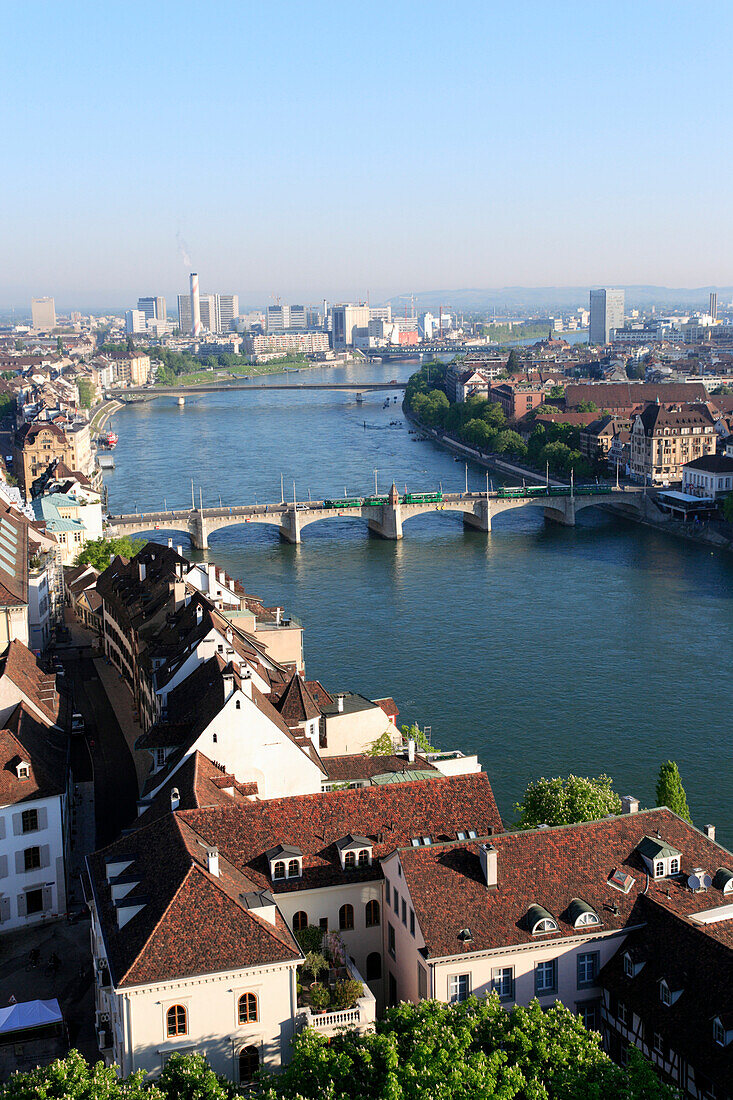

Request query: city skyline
[{"left": 3, "top": 0, "right": 732, "bottom": 305}]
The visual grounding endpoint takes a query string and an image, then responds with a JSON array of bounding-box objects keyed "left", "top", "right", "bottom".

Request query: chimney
[
  {"left": 226, "top": 627, "right": 233, "bottom": 644},
  {"left": 205, "top": 844, "right": 219, "bottom": 877},
  {"left": 208, "top": 561, "right": 217, "bottom": 591},
  {"left": 222, "top": 671, "right": 234, "bottom": 700},
  {"left": 196, "top": 604, "right": 203, "bottom": 625},
  {"left": 190, "top": 272, "right": 202, "bottom": 337},
  {"left": 170, "top": 787, "right": 180, "bottom": 811},
  {"left": 240, "top": 666, "right": 252, "bottom": 698},
  {"left": 705, "top": 824, "right": 716, "bottom": 841},
  {"left": 138, "top": 560, "right": 146, "bottom": 582},
  {"left": 167, "top": 538, "right": 173, "bottom": 548},
  {"left": 172, "top": 580, "right": 186, "bottom": 611},
  {"left": 408, "top": 738, "right": 416, "bottom": 764},
  {"left": 275, "top": 607, "right": 282, "bottom": 626},
  {"left": 176, "top": 545, "right": 183, "bottom": 558},
  {"left": 621, "top": 795, "right": 639, "bottom": 815},
  {"left": 219, "top": 568, "right": 226, "bottom": 584},
  {"left": 479, "top": 843, "right": 498, "bottom": 888},
  {"left": 337, "top": 693, "right": 344, "bottom": 713}
]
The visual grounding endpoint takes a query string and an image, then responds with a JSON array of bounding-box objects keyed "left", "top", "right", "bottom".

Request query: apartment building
[
  {"left": 630, "top": 403, "right": 717, "bottom": 485},
  {"left": 15, "top": 420, "right": 95, "bottom": 500}
]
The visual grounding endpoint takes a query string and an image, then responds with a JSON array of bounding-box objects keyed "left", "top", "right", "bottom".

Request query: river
[{"left": 102, "top": 361, "right": 733, "bottom": 842}]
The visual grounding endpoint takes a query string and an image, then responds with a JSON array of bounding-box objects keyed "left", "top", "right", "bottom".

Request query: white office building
[
  {"left": 31, "top": 298, "right": 56, "bottom": 332},
  {"left": 137, "top": 297, "right": 167, "bottom": 322},
  {"left": 589, "top": 289, "right": 625, "bottom": 345}
]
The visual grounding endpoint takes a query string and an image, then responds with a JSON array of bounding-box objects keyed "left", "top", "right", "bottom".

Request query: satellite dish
[{"left": 687, "top": 870, "right": 712, "bottom": 892}]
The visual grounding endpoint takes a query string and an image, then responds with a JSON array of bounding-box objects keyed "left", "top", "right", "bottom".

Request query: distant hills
[{"left": 384, "top": 286, "right": 733, "bottom": 314}]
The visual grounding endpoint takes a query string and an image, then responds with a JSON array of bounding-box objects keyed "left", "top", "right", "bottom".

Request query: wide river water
[{"left": 103, "top": 360, "right": 733, "bottom": 842}]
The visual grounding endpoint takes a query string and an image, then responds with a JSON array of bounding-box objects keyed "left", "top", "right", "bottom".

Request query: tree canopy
[
  {"left": 76, "top": 536, "right": 144, "bottom": 571},
  {"left": 515, "top": 774, "right": 622, "bottom": 829},
  {"left": 655, "top": 761, "right": 692, "bottom": 822}
]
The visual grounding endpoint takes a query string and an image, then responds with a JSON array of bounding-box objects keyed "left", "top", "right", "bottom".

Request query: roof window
[
  {"left": 637, "top": 836, "right": 682, "bottom": 879},
  {"left": 266, "top": 843, "right": 302, "bottom": 882},
  {"left": 712, "top": 868, "right": 733, "bottom": 895},
  {"left": 608, "top": 868, "right": 636, "bottom": 894},
  {"left": 566, "top": 898, "right": 600, "bottom": 928},
  {"left": 336, "top": 834, "right": 372, "bottom": 870}
]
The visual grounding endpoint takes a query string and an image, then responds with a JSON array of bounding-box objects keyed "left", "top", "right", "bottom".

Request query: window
[
  {"left": 273, "top": 861, "right": 286, "bottom": 880},
  {"left": 669, "top": 857, "right": 679, "bottom": 875},
  {"left": 166, "top": 1004, "right": 187, "bottom": 1037},
  {"left": 393, "top": 890, "right": 399, "bottom": 914},
  {"left": 577, "top": 1002, "right": 600, "bottom": 1032},
  {"left": 344, "top": 851, "right": 356, "bottom": 869},
  {"left": 577, "top": 952, "right": 599, "bottom": 988},
  {"left": 288, "top": 859, "right": 300, "bottom": 878},
  {"left": 713, "top": 1018, "right": 726, "bottom": 1046},
  {"left": 401, "top": 899, "right": 407, "bottom": 926},
  {"left": 366, "top": 952, "right": 381, "bottom": 980},
  {"left": 618, "top": 1001, "right": 629, "bottom": 1026},
  {"left": 21, "top": 809, "right": 39, "bottom": 834},
  {"left": 449, "top": 973, "right": 470, "bottom": 1003},
  {"left": 238, "top": 993, "right": 258, "bottom": 1024},
  {"left": 660, "top": 982, "right": 671, "bottom": 1006},
  {"left": 365, "top": 899, "right": 380, "bottom": 927},
  {"left": 319, "top": 917, "right": 328, "bottom": 931},
  {"left": 409, "top": 908, "right": 415, "bottom": 936},
  {"left": 25, "top": 888, "right": 43, "bottom": 915},
  {"left": 292, "top": 910, "right": 308, "bottom": 932},
  {"left": 575, "top": 910, "right": 599, "bottom": 927},
  {"left": 358, "top": 849, "right": 369, "bottom": 867},
  {"left": 533, "top": 918, "right": 557, "bottom": 934},
  {"left": 235, "top": 700, "right": 241, "bottom": 709},
  {"left": 535, "top": 960, "right": 557, "bottom": 995},
  {"left": 155, "top": 748, "right": 165, "bottom": 768},
  {"left": 339, "top": 903, "right": 354, "bottom": 930},
  {"left": 418, "top": 964, "right": 428, "bottom": 999},
  {"left": 654, "top": 861, "right": 664, "bottom": 878},
  {"left": 388, "top": 923, "right": 395, "bottom": 958},
  {"left": 384, "top": 880, "right": 390, "bottom": 907},
  {"left": 238, "top": 1045, "right": 259, "bottom": 1084},
  {"left": 23, "top": 847, "right": 41, "bottom": 872},
  {"left": 624, "top": 954, "right": 634, "bottom": 978},
  {"left": 653, "top": 1032, "right": 666, "bottom": 1057},
  {"left": 492, "top": 966, "right": 514, "bottom": 1001}
]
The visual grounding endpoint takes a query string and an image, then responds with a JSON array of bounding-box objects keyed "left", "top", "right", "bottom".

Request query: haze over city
[{"left": 3, "top": 0, "right": 732, "bottom": 309}]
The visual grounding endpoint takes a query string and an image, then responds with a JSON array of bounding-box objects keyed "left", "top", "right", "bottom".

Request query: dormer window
[
  {"left": 713, "top": 1017, "right": 731, "bottom": 1046},
  {"left": 337, "top": 834, "right": 373, "bottom": 870},
  {"left": 660, "top": 981, "right": 672, "bottom": 1006},
  {"left": 15, "top": 760, "right": 30, "bottom": 780},
  {"left": 567, "top": 898, "right": 600, "bottom": 929},
  {"left": 638, "top": 836, "right": 682, "bottom": 880},
  {"left": 527, "top": 905, "right": 558, "bottom": 935},
  {"left": 266, "top": 844, "right": 302, "bottom": 882},
  {"left": 624, "top": 954, "right": 633, "bottom": 978}
]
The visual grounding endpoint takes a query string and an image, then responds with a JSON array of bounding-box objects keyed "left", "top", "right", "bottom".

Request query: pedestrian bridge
[{"left": 106, "top": 484, "right": 648, "bottom": 549}]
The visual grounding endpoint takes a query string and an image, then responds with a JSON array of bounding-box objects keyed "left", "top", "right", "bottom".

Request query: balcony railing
[{"left": 296, "top": 957, "right": 376, "bottom": 1037}]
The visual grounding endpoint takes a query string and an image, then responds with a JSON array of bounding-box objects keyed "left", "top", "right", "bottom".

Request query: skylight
[{"left": 608, "top": 868, "right": 636, "bottom": 894}]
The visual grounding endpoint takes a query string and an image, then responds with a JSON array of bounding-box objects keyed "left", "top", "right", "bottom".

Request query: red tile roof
[
  {"left": 324, "top": 753, "right": 437, "bottom": 783},
  {"left": 396, "top": 809, "right": 733, "bottom": 960},
  {"left": 373, "top": 697, "right": 399, "bottom": 719},
  {"left": 179, "top": 772, "right": 502, "bottom": 894},
  {"left": 0, "top": 703, "right": 65, "bottom": 805},
  {"left": 276, "top": 673, "right": 321, "bottom": 725},
  {"left": 0, "top": 640, "right": 61, "bottom": 725},
  {"left": 86, "top": 812, "right": 301, "bottom": 988}
]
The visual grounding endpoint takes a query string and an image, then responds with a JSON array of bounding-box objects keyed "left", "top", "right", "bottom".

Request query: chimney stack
[
  {"left": 138, "top": 560, "right": 146, "bottom": 583},
  {"left": 190, "top": 272, "right": 202, "bottom": 337},
  {"left": 170, "top": 787, "right": 180, "bottom": 811},
  {"left": 479, "top": 843, "right": 498, "bottom": 888},
  {"left": 621, "top": 795, "right": 639, "bottom": 815},
  {"left": 705, "top": 824, "right": 716, "bottom": 841},
  {"left": 196, "top": 604, "right": 203, "bottom": 625},
  {"left": 408, "top": 738, "right": 416, "bottom": 764},
  {"left": 222, "top": 671, "right": 234, "bottom": 701},
  {"left": 337, "top": 694, "right": 344, "bottom": 713},
  {"left": 176, "top": 545, "right": 183, "bottom": 558},
  {"left": 205, "top": 844, "right": 219, "bottom": 877}
]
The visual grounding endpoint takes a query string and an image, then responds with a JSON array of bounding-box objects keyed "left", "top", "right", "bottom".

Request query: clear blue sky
[{"left": 1, "top": 0, "right": 730, "bottom": 309}]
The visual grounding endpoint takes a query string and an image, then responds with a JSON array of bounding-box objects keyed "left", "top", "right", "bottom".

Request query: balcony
[{"left": 295, "top": 932, "right": 376, "bottom": 1037}]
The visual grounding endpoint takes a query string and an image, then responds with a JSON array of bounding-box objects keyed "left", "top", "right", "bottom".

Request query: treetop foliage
[
  {"left": 76, "top": 536, "right": 144, "bottom": 571},
  {"left": 515, "top": 774, "right": 623, "bottom": 829},
  {"left": 655, "top": 761, "right": 692, "bottom": 823}
]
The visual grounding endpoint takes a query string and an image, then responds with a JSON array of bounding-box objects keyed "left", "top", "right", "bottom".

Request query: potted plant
[
  {"left": 331, "top": 979, "right": 364, "bottom": 1010},
  {"left": 310, "top": 981, "right": 330, "bottom": 1014},
  {"left": 304, "top": 951, "right": 328, "bottom": 986}
]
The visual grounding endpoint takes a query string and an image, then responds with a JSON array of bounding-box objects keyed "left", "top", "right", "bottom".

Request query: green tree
[
  {"left": 126, "top": 335, "right": 135, "bottom": 353},
  {"left": 655, "top": 761, "right": 692, "bottom": 822},
  {"left": 56, "top": 336, "right": 63, "bottom": 355},
  {"left": 400, "top": 721, "right": 435, "bottom": 753},
  {"left": 494, "top": 429, "right": 527, "bottom": 459},
  {"left": 76, "top": 536, "right": 144, "bottom": 570},
  {"left": 515, "top": 774, "right": 622, "bottom": 829},
  {"left": 263, "top": 996, "right": 676, "bottom": 1100},
  {"left": 547, "top": 384, "right": 565, "bottom": 399},
  {"left": 506, "top": 348, "right": 521, "bottom": 373},
  {"left": 77, "top": 378, "right": 93, "bottom": 409},
  {"left": 0, "top": 1049, "right": 159, "bottom": 1100},
  {"left": 368, "top": 730, "right": 396, "bottom": 756},
  {"left": 155, "top": 1052, "right": 235, "bottom": 1100},
  {"left": 723, "top": 493, "right": 733, "bottom": 523},
  {"left": 575, "top": 400, "right": 599, "bottom": 413}
]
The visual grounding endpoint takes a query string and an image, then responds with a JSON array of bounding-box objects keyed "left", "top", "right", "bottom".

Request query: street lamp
[{"left": 373, "top": 468, "right": 378, "bottom": 495}]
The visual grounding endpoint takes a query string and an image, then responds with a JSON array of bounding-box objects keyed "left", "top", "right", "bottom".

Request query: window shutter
[
  {"left": 42, "top": 886, "right": 53, "bottom": 912},
  {"left": 37, "top": 807, "right": 48, "bottom": 831},
  {"left": 40, "top": 845, "right": 50, "bottom": 869},
  {"left": 11, "top": 813, "right": 22, "bottom": 837},
  {"left": 17, "top": 893, "right": 26, "bottom": 917},
  {"left": 0, "top": 897, "right": 9, "bottom": 922},
  {"left": 14, "top": 851, "right": 24, "bottom": 875},
  {"left": 0, "top": 855, "right": 7, "bottom": 879}
]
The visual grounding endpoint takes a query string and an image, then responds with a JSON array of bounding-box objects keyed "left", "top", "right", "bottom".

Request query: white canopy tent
[{"left": 0, "top": 999, "right": 62, "bottom": 1036}]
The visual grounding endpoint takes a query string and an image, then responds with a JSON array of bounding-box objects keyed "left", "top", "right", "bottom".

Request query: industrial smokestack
[{"left": 190, "top": 272, "right": 202, "bottom": 337}]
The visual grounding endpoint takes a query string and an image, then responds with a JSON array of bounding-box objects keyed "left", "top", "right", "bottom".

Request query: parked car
[{"left": 71, "top": 713, "right": 85, "bottom": 736}]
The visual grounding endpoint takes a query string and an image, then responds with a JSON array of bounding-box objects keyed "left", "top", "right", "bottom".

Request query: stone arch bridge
[{"left": 106, "top": 485, "right": 648, "bottom": 550}]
